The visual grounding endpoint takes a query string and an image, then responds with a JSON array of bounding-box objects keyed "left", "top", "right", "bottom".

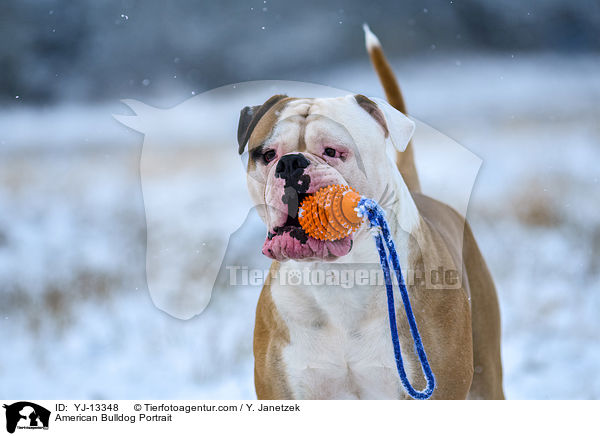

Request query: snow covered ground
[{"left": 0, "top": 53, "right": 598, "bottom": 399}]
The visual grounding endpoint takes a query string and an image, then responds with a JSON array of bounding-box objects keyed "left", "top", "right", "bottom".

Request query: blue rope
[{"left": 357, "top": 198, "right": 436, "bottom": 400}]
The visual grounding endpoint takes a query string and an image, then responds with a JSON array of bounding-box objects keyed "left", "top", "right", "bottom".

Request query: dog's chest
[{"left": 271, "top": 279, "right": 408, "bottom": 399}]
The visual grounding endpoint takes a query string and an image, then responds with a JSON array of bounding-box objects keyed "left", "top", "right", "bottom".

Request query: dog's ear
[
  {"left": 237, "top": 94, "right": 288, "bottom": 155},
  {"left": 354, "top": 95, "right": 415, "bottom": 152}
]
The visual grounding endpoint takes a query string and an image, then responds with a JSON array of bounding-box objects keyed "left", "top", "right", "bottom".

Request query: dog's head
[{"left": 238, "top": 94, "right": 415, "bottom": 261}]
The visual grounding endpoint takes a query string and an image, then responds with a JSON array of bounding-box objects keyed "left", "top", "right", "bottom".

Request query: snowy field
[{"left": 1, "top": 53, "right": 599, "bottom": 399}]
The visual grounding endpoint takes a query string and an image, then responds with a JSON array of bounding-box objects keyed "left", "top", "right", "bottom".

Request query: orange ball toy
[{"left": 298, "top": 185, "right": 363, "bottom": 241}]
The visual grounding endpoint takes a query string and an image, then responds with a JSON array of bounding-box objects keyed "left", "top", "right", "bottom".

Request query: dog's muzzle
[{"left": 262, "top": 153, "right": 354, "bottom": 261}]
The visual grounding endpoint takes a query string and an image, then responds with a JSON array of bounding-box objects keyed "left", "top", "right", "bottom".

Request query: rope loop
[{"left": 357, "top": 197, "right": 436, "bottom": 400}]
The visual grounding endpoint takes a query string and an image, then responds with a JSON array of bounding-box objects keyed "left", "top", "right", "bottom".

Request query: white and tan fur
[
  {"left": 239, "top": 28, "right": 504, "bottom": 400},
  {"left": 268, "top": 97, "right": 417, "bottom": 399}
]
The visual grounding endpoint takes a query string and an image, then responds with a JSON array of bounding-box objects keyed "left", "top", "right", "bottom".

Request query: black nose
[{"left": 275, "top": 153, "right": 310, "bottom": 179}]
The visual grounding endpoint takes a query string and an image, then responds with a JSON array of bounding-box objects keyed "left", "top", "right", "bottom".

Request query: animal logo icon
[
  {"left": 114, "top": 80, "right": 481, "bottom": 319},
  {"left": 3, "top": 402, "right": 50, "bottom": 434}
]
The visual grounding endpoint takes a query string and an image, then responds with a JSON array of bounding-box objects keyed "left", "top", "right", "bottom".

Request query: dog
[{"left": 237, "top": 26, "right": 504, "bottom": 399}]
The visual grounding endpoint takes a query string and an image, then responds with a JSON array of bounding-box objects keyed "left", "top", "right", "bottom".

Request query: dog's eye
[
  {"left": 324, "top": 147, "right": 337, "bottom": 158},
  {"left": 263, "top": 149, "right": 277, "bottom": 164}
]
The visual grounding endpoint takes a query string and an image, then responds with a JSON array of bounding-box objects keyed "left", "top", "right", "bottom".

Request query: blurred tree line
[{"left": 0, "top": 0, "right": 598, "bottom": 103}]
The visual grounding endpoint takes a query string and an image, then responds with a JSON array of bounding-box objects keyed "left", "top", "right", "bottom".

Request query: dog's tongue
[{"left": 262, "top": 231, "right": 352, "bottom": 261}]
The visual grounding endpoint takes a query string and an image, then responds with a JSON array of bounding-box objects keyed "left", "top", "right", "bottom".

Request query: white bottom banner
[{"left": 0, "top": 400, "right": 594, "bottom": 435}]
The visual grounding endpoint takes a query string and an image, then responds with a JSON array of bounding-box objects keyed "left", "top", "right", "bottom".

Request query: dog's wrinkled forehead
[{"left": 237, "top": 94, "right": 415, "bottom": 156}]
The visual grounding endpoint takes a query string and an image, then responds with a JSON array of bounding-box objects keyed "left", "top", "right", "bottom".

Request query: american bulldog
[{"left": 236, "top": 27, "right": 504, "bottom": 400}]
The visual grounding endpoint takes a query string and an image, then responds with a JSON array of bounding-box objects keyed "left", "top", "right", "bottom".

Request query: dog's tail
[{"left": 363, "top": 24, "right": 421, "bottom": 193}]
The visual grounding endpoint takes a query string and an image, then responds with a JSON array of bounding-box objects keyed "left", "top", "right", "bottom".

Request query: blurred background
[{"left": 0, "top": 0, "right": 599, "bottom": 399}]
